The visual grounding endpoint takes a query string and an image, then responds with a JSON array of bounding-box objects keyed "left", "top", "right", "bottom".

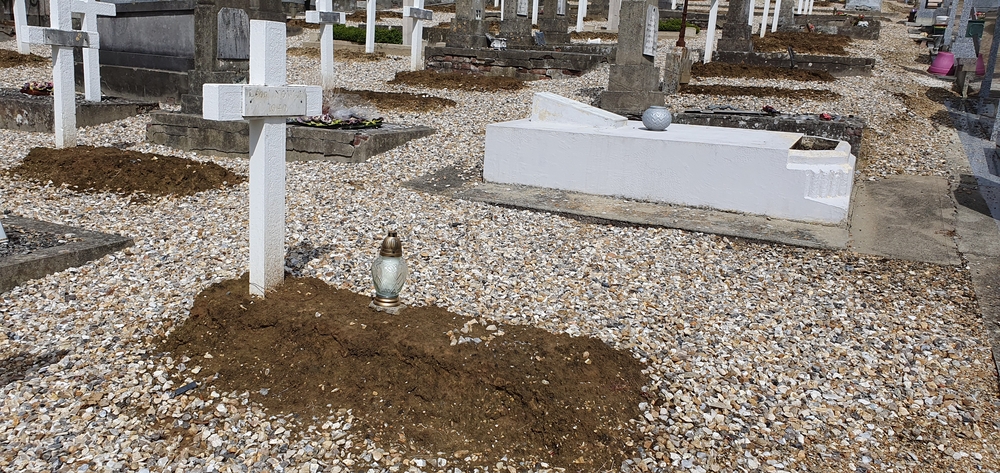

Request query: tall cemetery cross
[
  {"left": 703, "top": 0, "right": 719, "bottom": 63},
  {"left": 74, "top": 0, "right": 117, "bottom": 101},
  {"left": 366, "top": 0, "right": 377, "bottom": 53},
  {"left": 403, "top": 0, "right": 433, "bottom": 71},
  {"left": 23, "top": 0, "right": 101, "bottom": 148},
  {"left": 306, "top": 0, "right": 347, "bottom": 90},
  {"left": 576, "top": 0, "right": 588, "bottom": 32},
  {"left": 13, "top": 0, "right": 29, "bottom": 54},
  {"left": 203, "top": 20, "right": 322, "bottom": 297}
]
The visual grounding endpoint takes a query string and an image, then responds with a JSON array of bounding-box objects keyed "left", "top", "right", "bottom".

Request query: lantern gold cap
[{"left": 379, "top": 231, "right": 403, "bottom": 257}]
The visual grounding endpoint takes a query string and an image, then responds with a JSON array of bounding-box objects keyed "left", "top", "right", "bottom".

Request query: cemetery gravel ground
[{"left": 1, "top": 3, "right": 1000, "bottom": 473}]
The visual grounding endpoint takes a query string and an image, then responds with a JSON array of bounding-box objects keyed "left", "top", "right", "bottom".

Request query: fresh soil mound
[
  {"left": 288, "top": 47, "right": 387, "bottom": 62},
  {"left": 692, "top": 62, "right": 835, "bottom": 82},
  {"left": 427, "top": 2, "right": 456, "bottom": 12},
  {"left": 680, "top": 84, "right": 840, "bottom": 100},
  {"left": 9, "top": 146, "right": 245, "bottom": 197},
  {"left": 0, "top": 49, "right": 49, "bottom": 67},
  {"left": 346, "top": 9, "right": 402, "bottom": 21},
  {"left": 160, "top": 275, "right": 649, "bottom": 471},
  {"left": 752, "top": 31, "right": 852, "bottom": 56},
  {"left": 570, "top": 31, "right": 618, "bottom": 41},
  {"left": 287, "top": 18, "right": 318, "bottom": 29},
  {"left": 389, "top": 70, "right": 526, "bottom": 92},
  {"left": 330, "top": 87, "right": 456, "bottom": 111}
]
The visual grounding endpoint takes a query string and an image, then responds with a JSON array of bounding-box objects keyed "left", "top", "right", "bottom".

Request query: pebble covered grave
[{"left": 1, "top": 0, "right": 999, "bottom": 472}]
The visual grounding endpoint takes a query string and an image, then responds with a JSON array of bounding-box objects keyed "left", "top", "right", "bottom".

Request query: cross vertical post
[
  {"left": 366, "top": 0, "right": 376, "bottom": 53},
  {"left": 13, "top": 0, "right": 29, "bottom": 54},
  {"left": 703, "top": 0, "right": 718, "bottom": 63},
  {"left": 306, "top": 0, "right": 346, "bottom": 89},
  {"left": 770, "top": 0, "right": 781, "bottom": 32},
  {"left": 576, "top": 0, "right": 588, "bottom": 32},
  {"left": 203, "top": 20, "right": 322, "bottom": 296},
  {"left": 760, "top": 0, "right": 770, "bottom": 37},
  {"left": 403, "top": 0, "right": 432, "bottom": 71},
  {"left": 73, "top": 0, "right": 116, "bottom": 101}
]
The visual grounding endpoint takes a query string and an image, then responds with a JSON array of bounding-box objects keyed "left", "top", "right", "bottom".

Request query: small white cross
[
  {"left": 305, "top": 0, "right": 346, "bottom": 90},
  {"left": 365, "top": 0, "right": 376, "bottom": 53},
  {"left": 13, "top": 0, "right": 29, "bottom": 54},
  {"left": 73, "top": 0, "right": 116, "bottom": 101},
  {"left": 203, "top": 20, "right": 322, "bottom": 297},
  {"left": 23, "top": 0, "right": 99, "bottom": 148},
  {"left": 403, "top": 0, "right": 433, "bottom": 71}
]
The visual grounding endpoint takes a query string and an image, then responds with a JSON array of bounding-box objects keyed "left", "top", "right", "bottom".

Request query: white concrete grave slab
[
  {"left": 306, "top": 0, "right": 347, "bottom": 89},
  {"left": 403, "top": 0, "right": 432, "bottom": 70},
  {"left": 23, "top": 0, "right": 99, "bottom": 148},
  {"left": 203, "top": 20, "right": 322, "bottom": 296},
  {"left": 484, "top": 93, "right": 856, "bottom": 224},
  {"left": 73, "top": 0, "right": 116, "bottom": 101}
]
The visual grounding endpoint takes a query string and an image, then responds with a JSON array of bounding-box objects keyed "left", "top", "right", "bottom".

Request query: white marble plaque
[
  {"left": 557, "top": 0, "right": 566, "bottom": 15},
  {"left": 643, "top": 4, "right": 658, "bottom": 57},
  {"left": 517, "top": 0, "right": 529, "bottom": 15}
]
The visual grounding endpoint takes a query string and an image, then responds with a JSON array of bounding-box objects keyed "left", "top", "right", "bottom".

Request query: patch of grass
[{"left": 659, "top": 18, "right": 700, "bottom": 33}]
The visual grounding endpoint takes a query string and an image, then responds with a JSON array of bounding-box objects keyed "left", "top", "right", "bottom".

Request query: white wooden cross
[
  {"left": 575, "top": 0, "right": 588, "bottom": 32},
  {"left": 703, "top": 0, "right": 719, "bottom": 63},
  {"left": 366, "top": 0, "right": 376, "bottom": 53},
  {"left": 760, "top": 0, "right": 770, "bottom": 36},
  {"left": 23, "top": 0, "right": 99, "bottom": 148},
  {"left": 747, "top": 0, "right": 755, "bottom": 25},
  {"left": 13, "top": 0, "right": 29, "bottom": 54},
  {"left": 203, "top": 20, "right": 322, "bottom": 297},
  {"left": 306, "top": 0, "right": 347, "bottom": 90},
  {"left": 532, "top": 0, "right": 539, "bottom": 25},
  {"left": 403, "top": 0, "right": 433, "bottom": 71},
  {"left": 770, "top": 0, "right": 781, "bottom": 32},
  {"left": 73, "top": 0, "right": 116, "bottom": 101}
]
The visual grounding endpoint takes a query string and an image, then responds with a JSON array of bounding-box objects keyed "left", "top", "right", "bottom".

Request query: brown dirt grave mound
[
  {"left": 345, "top": 9, "right": 403, "bottom": 21},
  {"left": 680, "top": 84, "right": 840, "bottom": 100},
  {"left": 287, "top": 18, "right": 318, "bottom": 29},
  {"left": 427, "top": 2, "right": 456, "bottom": 12},
  {"left": 287, "top": 47, "right": 387, "bottom": 62},
  {"left": 329, "top": 87, "right": 456, "bottom": 111},
  {"left": 692, "top": 61, "right": 835, "bottom": 82},
  {"left": 9, "top": 146, "right": 244, "bottom": 198},
  {"left": 570, "top": 31, "right": 619, "bottom": 41},
  {"left": 160, "top": 274, "right": 649, "bottom": 472},
  {"left": 0, "top": 49, "right": 49, "bottom": 67},
  {"left": 752, "top": 31, "right": 852, "bottom": 56},
  {"left": 389, "top": 69, "right": 526, "bottom": 92}
]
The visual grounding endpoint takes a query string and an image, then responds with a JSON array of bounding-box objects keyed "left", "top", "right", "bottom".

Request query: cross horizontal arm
[
  {"left": 203, "top": 84, "right": 323, "bottom": 121},
  {"left": 306, "top": 10, "right": 346, "bottom": 24},
  {"left": 24, "top": 26, "right": 97, "bottom": 48},
  {"left": 403, "top": 6, "right": 433, "bottom": 20}
]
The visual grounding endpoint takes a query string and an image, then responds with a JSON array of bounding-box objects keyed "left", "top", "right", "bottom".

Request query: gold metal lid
[{"left": 379, "top": 231, "right": 403, "bottom": 257}]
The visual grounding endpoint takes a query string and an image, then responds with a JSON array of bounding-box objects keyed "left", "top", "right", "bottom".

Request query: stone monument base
[{"left": 0, "top": 89, "right": 159, "bottom": 133}]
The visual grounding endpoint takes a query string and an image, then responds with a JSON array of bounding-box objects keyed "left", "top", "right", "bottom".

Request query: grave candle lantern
[{"left": 371, "top": 231, "right": 409, "bottom": 307}]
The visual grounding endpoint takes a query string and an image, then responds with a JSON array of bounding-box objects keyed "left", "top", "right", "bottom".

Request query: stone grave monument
[
  {"left": 844, "top": 0, "right": 880, "bottom": 11},
  {"left": 499, "top": 0, "right": 533, "bottom": 46},
  {"left": 538, "top": 0, "right": 570, "bottom": 44},
  {"left": 718, "top": 0, "right": 753, "bottom": 53},
  {"left": 599, "top": 0, "right": 663, "bottom": 116},
  {"left": 203, "top": 20, "right": 323, "bottom": 296},
  {"left": 446, "top": 0, "right": 489, "bottom": 48}
]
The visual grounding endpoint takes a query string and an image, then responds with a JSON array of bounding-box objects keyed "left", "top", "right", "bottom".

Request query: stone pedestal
[
  {"left": 599, "top": 0, "right": 662, "bottom": 115},
  {"left": 718, "top": 0, "right": 753, "bottom": 52},
  {"left": 501, "top": 0, "right": 533, "bottom": 46},
  {"left": 662, "top": 46, "right": 689, "bottom": 94},
  {"left": 446, "top": 0, "right": 490, "bottom": 48},
  {"left": 539, "top": 0, "right": 571, "bottom": 43}
]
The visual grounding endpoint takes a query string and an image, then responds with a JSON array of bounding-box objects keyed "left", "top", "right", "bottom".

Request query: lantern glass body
[{"left": 371, "top": 255, "right": 408, "bottom": 300}]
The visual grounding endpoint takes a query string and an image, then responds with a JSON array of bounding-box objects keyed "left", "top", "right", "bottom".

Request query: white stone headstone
[
  {"left": 23, "top": 0, "right": 99, "bottom": 148},
  {"left": 202, "top": 20, "right": 322, "bottom": 296},
  {"left": 557, "top": 0, "right": 566, "bottom": 15},
  {"left": 403, "top": 1, "right": 432, "bottom": 71},
  {"left": 642, "top": 4, "right": 658, "bottom": 57},
  {"left": 608, "top": 0, "right": 622, "bottom": 30},
  {"left": 73, "top": 0, "right": 116, "bottom": 101},
  {"left": 517, "top": 0, "right": 528, "bottom": 15},
  {"left": 306, "top": 0, "right": 347, "bottom": 89}
]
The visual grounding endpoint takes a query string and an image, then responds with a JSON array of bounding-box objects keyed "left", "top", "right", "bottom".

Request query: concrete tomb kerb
[
  {"left": 203, "top": 20, "right": 322, "bottom": 296},
  {"left": 485, "top": 93, "right": 856, "bottom": 224}
]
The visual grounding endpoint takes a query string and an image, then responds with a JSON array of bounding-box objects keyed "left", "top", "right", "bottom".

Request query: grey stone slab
[
  {"left": 97, "top": 12, "right": 195, "bottom": 57},
  {"left": 0, "top": 88, "right": 159, "bottom": 133},
  {"left": 848, "top": 175, "right": 960, "bottom": 265},
  {"left": 845, "top": 0, "right": 881, "bottom": 11},
  {"left": 217, "top": 7, "right": 250, "bottom": 60},
  {"left": 0, "top": 216, "right": 133, "bottom": 294}
]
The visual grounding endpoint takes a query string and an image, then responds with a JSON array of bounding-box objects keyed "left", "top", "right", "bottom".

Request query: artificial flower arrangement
[{"left": 20, "top": 81, "right": 53, "bottom": 96}]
